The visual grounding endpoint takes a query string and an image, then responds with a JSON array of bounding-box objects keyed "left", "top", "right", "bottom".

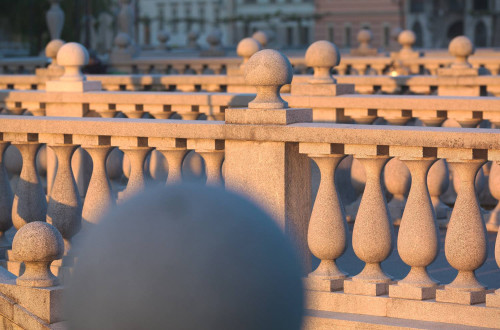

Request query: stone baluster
[
  {"left": 345, "top": 157, "right": 365, "bottom": 222},
  {"left": 81, "top": 144, "right": 115, "bottom": 227},
  {"left": 344, "top": 153, "right": 394, "bottom": 296},
  {"left": 427, "top": 159, "right": 451, "bottom": 226},
  {"left": 436, "top": 159, "right": 488, "bottom": 305},
  {"left": 384, "top": 158, "right": 411, "bottom": 225},
  {"left": 188, "top": 139, "right": 224, "bottom": 186},
  {"left": 46, "top": 0, "right": 65, "bottom": 40},
  {"left": 46, "top": 141, "right": 82, "bottom": 254},
  {"left": 151, "top": 138, "right": 188, "bottom": 185},
  {"left": 302, "top": 147, "right": 348, "bottom": 292},
  {"left": 236, "top": 38, "right": 262, "bottom": 74},
  {"left": 119, "top": 145, "right": 152, "bottom": 201},
  {"left": 0, "top": 142, "right": 13, "bottom": 247},
  {"left": 389, "top": 157, "right": 439, "bottom": 300},
  {"left": 486, "top": 161, "right": 500, "bottom": 231},
  {"left": 12, "top": 140, "right": 47, "bottom": 229}
]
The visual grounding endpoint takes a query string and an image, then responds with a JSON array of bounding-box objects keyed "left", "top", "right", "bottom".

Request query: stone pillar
[
  {"left": 437, "top": 36, "right": 480, "bottom": 96},
  {"left": 224, "top": 49, "right": 313, "bottom": 271}
]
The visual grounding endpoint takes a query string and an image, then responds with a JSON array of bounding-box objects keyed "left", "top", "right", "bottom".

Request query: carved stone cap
[
  {"left": 245, "top": 49, "right": 293, "bottom": 109},
  {"left": 449, "top": 36, "right": 474, "bottom": 69},
  {"left": 252, "top": 31, "right": 268, "bottom": 48},
  {"left": 57, "top": 42, "right": 89, "bottom": 82},
  {"left": 305, "top": 40, "right": 340, "bottom": 84}
]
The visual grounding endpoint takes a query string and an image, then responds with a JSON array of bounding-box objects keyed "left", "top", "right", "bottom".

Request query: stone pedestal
[{"left": 224, "top": 107, "right": 313, "bottom": 272}]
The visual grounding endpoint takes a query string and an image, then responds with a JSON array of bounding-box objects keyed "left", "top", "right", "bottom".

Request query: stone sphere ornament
[
  {"left": 305, "top": 40, "right": 340, "bottom": 84},
  {"left": 56, "top": 42, "right": 89, "bottom": 82},
  {"left": 12, "top": 221, "right": 64, "bottom": 287},
  {"left": 244, "top": 49, "right": 293, "bottom": 109},
  {"left": 449, "top": 36, "right": 474, "bottom": 69}
]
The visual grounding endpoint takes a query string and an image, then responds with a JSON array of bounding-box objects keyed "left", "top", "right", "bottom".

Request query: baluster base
[
  {"left": 389, "top": 284, "right": 441, "bottom": 300},
  {"left": 304, "top": 277, "right": 345, "bottom": 292},
  {"left": 436, "top": 288, "right": 488, "bottom": 305},
  {"left": 486, "top": 290, "right": 500, "bottom": 307},
  {"left": 344, "top": 279, "right": 396, "bottom": 296}
]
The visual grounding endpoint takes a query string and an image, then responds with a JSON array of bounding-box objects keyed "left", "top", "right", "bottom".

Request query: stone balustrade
[
  {"left": 0, "top": 42, "right": 499, "bottom": 328},
  {"left": 0, "top": 110, "right": 499, "bottom": 327}
]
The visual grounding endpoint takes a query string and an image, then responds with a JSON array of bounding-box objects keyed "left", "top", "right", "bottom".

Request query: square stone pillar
[{"left": 223, "top": 49, "right": 313, "bottom": 272}]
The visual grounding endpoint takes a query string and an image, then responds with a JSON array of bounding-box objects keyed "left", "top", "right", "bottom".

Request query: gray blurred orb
[{"left": 66, "top": 184, "right": 304, "bottom": 330}]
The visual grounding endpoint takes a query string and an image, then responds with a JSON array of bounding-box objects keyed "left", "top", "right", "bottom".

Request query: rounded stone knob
[
  {"left": 45, "top": 39, "right": 64, "bottom": 67},
  {"left": 449, "top": 36, "right": 474, "bottom": 68},
  {"left": 12, "top": 221, "right": 64, "bottom": 287},
  {"left": 398, "top": 30, "right": 416, "bottom": 49},
  {"left": 357, "top": 29, "right": 372, "bottom": 49},
  {"left": 237, "top": 38, "right": 262, "bottom": 64},
  {"left": 252, "top": 31, "right": 268, "bottom": 48},
  {"left": 188, "top": 31, "right": 199, "bottom": 42},
  {"left": 114, "top": 32, "right": 131, "bottom": 50},
  {"left": 157, "top": 31, "right": 169, "bottom": 44},
  {"left": 206, "top": 31, "right": 221, "bottom": 47},
  {"left": 244, "top": 49, "right": 293, "bottom": 109},
  {"left": 56, "top": 42, "right": 89, "bottom": 82},
  {"left": 305, "top": 40, "right": 340, "bottom": 84}
]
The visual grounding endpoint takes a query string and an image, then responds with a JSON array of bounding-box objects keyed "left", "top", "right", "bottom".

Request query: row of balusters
[{"left": 0, "top": 139, "right": 499, "bottom": 294}]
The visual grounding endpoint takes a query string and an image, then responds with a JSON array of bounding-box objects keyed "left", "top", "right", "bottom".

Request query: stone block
[
  {"left": 0, "top": 282, "right": 64, "bottom": 324},
  {"left": 435, "top": 288, "right": 486, "bottom": 305},
  {"left": 437, "top": 67, "right": 478, "bottom": 77},
  {"left": 343, "top": 279, "right": 392, "bottom": 296},
  {"left": 438, "top": 85, "right": 481, "bottom": 97},
  {"left": 486, "top": 292, "right": 500, "bottom": 308},
  {"left": 304, "top": 276, "right": 344, "bottom": 292},
  {"left": 290, "top": 83, "right": 354, "bottom": 96},
  {"left": 46, "top": 80, "right": 102, "bottom": 92},
  {"left": 225, "top": 108, "right": 312, "bottom": 125},
  {"left": 389, "top": 284, "right": 439, "bottom": 300}
]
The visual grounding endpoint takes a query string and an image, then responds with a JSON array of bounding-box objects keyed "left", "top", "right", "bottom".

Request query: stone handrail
[
  {"left": 2, "top": 73, "right": 500, "bottom": 98},
  {"left": 1, "top": 89, "right": 500, "bottom": 129}
]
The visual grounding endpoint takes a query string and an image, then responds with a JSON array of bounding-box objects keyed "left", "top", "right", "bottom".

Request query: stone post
[
  {"left": 351, "top": 29, "right": 377, "bottom": 56},
  {"left": 224, "top": 49, "right": 313, "bottom": 271},
  {"left": 437, "top": 36, "right": 480, "bottom": 96}
]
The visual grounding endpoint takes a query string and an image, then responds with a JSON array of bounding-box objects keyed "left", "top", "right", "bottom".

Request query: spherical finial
[
  {"left": 56, "top": 42, "right": 89, "bottom": 82},
  {"left": 206, "top": 31, "right": 221, "bottom": 47},
  {"left": 114, "top": 32, "right": 131, "bottom": 49},
  {"left": 357, "top": 29, "right": 372, "bottom": 46},
  {"left": 305, "top": 40, "right": 340, "bottom": 84},
  {"left": 45, "top": 39, "right": 64, "bottom": 61},
  {"left": 244, "top": 49, "right": 293, "bottom": 109},
  {"left": 449, "top": 36, "right": 474, "bottom": 68},
  {"left": 398, "top": 30, "right": 416, "bottom": 49},
  {"left": 66, "top": 185, "right": 304, "bottom": 329},
  {"left": 157, "top": 31, "right": 170, "bottom": 44},
  {"left": 12, "top": 221, "right": 64, "bottom": 287},
  {"left": 237, "top": 38, "right": 262, "bottom": 64},
  {"left": 188, "top": 30, "right": 199, "bottom": 42},
  {"left": 252, "top": 31, "right": 268, "bottom": 48}
]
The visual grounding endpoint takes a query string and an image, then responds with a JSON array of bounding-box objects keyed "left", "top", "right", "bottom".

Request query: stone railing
[
  {"left": 3, "top": 73, "right": 500, "bottom": 98},
  {"left": 0, "top": 45, "right": 498, "bottom": 329}
]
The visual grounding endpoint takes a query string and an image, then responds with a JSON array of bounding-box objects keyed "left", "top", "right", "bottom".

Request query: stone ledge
[
  {"left": 225, "top": 107, "right": 312, "bottom": 125},
  {"left": 290, "top": 83, "right": 354, "bottom": 96},
  {"left": 306, "top": 290, "right": 500, "bottom": 328},
  {"left": 303, "top": 309, "right": 488, "bottom": 330}
]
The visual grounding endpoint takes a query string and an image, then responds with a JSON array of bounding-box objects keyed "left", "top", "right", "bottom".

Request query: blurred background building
[{"left": 0, "top": 0, "right": 499, "bottom": 56}]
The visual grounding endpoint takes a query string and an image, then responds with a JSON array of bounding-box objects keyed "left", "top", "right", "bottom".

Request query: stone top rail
[
  {"left": 2, "top": 73, "right": 500, "bottom": 97},
  {"left": 2, "top": 115, "right": 500, "bottom": 154},
  {"left": 0, "top": 89, "right": 252, "bottom": 119},
  {"left": 1, "top": 88, "right": 500, "bottom": 127}
]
